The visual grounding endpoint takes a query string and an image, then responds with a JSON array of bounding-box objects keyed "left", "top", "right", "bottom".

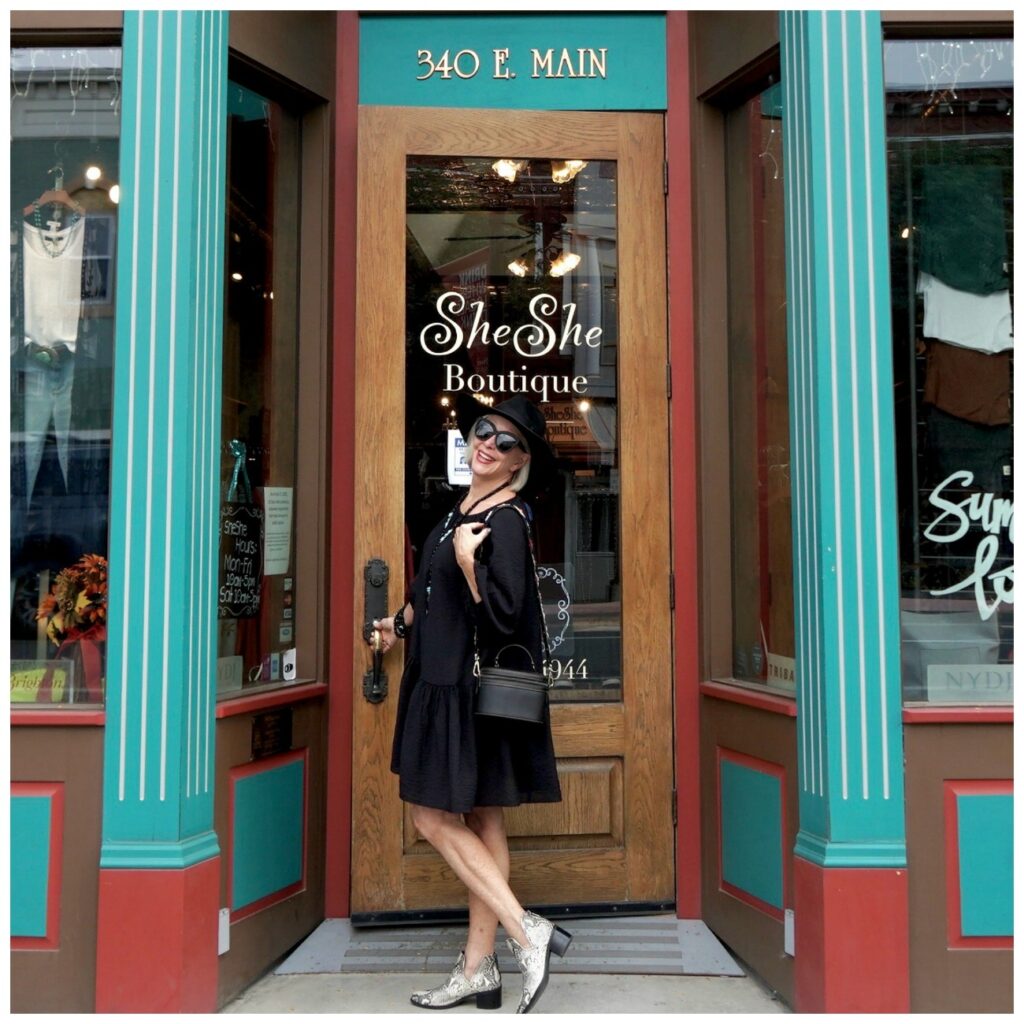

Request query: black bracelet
[{"left": 393, "top": 605, "right": 408, "bottom": 639}]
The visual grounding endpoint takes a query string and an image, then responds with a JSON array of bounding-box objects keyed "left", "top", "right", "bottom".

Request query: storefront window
[
  {"left": 406, "top": 155, "right": 622, "bottom": 700},
  {"left": 725, "top": 84, "right": 795, "bottom": 691},
  {"left": 10, "top": 46, "right": 121, "bottom": 705},
  {"left": 216, "top": 81, "right": 302, "bottom": 696},
  {"left": 886, "top": 39, "right": 1013, "bottom": 704}
]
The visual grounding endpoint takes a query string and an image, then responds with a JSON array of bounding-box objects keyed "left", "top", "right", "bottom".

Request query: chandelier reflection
[
  {"left": 492, "top": 158, "right": 526, "bottom": 183},
  {"left": 548, "top": 251, "right": 581, "bottom": 277},
  {"left": 551, "top": 159, "right": 587, "bottom": 184}
]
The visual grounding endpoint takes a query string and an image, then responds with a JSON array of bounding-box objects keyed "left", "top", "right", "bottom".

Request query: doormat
[{"left": 275, "top": 916, "right": 744, "bottom": 977}]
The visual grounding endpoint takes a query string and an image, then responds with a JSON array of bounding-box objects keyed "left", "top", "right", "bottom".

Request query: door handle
[{"left": 362, "top": 558, "right": 389, "bottom": 703}]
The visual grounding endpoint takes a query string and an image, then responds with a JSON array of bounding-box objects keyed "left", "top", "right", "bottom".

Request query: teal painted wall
[
  {"left": 958, "top": 793, "right": 1013, "bottom": 937},
  {"left": 10, "top": 796, "right": 52, "bottom": 937},
  {"left": 360, "top": 14, "right": 666, "bottom": 110},
  {"left": 102, "top": 10, "right": 228, "bottom": 868},
  {"left": 232, "top": 759, "right": 305, "bottom": 911},
  {"left": 721, "top": 760, "right": 784, "bottom": 910}
]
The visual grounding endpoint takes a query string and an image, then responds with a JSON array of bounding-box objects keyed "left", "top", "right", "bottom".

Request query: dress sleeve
[{"left": 472, "top": 506, "right": 530, "bottom": 637}]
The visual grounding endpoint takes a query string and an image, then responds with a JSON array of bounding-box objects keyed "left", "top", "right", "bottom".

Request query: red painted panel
[
  {"left": 700, "top": 680, "right": 797, "bottom": 717},
  {"left": 943, "top": 779, "right": 1013, "bottom": 950},
  {"left": 227, "top": 748, "right": 309, "bottom": 923},
  {"left": 11, "top": 710, "right": 106, "bottom": 726},
  {"left": 666, "top": 9, "right": 702, "bottom": 921},
  {"left": 95, "top": 857, "right": 219, "bottom": 1013},
  {"left": 10, "top": 781, "right": 64, "bottom": 950},
  {"left": 903, "top": 706, "right": 1012, "bottom": 724},
  {"left": 325, "top": 8, "right": 359, "bottom": 921},
  {"left": 214, "top": 682, "right": 327, "bottom": 719},
  {"left": 794, "top": 856, "right": 910, "bottom": 1012}
]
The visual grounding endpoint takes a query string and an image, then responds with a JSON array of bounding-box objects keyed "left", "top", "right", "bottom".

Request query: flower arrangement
[{"left": 36, "top": 553, "right": 108, "bottom": 647}]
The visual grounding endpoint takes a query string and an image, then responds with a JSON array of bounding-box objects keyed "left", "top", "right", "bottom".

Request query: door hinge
[
  {"left": 669, "top": 571, "right": 676, "bottom": 610},
  {"left": 671, "top": 788, "right": 678, "bottom": 826},
  {"left": 666, "top": 361, "right": 672, "bottom": 399},
  {"left": 663, "top": 160, "right": 669, "bottom": 195}
]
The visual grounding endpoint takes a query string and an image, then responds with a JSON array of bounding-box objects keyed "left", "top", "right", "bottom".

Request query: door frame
[{"left": 346, "top": 104, "right": 676, "bottom": 915}]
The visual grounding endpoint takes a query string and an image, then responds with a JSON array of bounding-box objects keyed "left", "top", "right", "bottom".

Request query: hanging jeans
[{"left": 20, "top": 348, "right": 74, "bottom": 506}]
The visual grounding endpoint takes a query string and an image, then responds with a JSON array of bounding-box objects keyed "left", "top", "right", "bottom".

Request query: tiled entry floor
[{"left": 276, "top": 916, "right": 745, "bottom": 977}]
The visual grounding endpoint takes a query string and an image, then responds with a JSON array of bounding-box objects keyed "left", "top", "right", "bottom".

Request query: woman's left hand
[{"left": 453, "top": 521, "right": 491, "bottom": 571}]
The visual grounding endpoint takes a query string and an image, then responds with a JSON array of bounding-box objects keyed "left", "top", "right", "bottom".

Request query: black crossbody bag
[{"left": 473, "top": 503, "right": 553, "bottom": 724}]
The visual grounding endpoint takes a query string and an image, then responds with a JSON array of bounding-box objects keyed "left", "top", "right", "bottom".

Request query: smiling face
[{"left": 469, "top": 414, "right": 530, "bottom": 485}]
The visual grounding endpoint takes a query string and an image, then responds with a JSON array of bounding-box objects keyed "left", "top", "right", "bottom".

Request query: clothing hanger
[{"left": 22, "top": 162, "right": 85, "bottom": 218}]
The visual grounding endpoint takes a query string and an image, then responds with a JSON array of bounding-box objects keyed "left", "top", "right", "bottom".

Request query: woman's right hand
[{"left": 371, "top": 617, "right": 398, "bottom": 653}]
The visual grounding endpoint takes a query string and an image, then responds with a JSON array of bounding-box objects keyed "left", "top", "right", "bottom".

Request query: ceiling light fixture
[
  {"left": 507, "top": 257, "right": 529, "bottom": 278},
  {"left": 551, "top": 159, "right": 587, "bottom": 184},
  {"left": 108, "top": 184, "right": 120, "bottom": 204}
]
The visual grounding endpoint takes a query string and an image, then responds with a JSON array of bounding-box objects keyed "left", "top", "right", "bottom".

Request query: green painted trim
[
  {"left": 721, "top": 761, "right": 784, "bottom": 910},
  {"left": 780, "top": 9, "right": 907, "bottom": 849},
  {"left": 102, "top": 10, "right": 228, "bottom": 854},
  {"left": 100, "top": 830, "right": 221, "bottom": 870},
  {"left": 795, "top": 830, "right": 907, "bottom": 868},
  {"left": 359, "top": 13, "right": 666, "bottom": 110},
  {"left": 231, "top": 759, "right": 305, "bottom": 911},
  {"left": 957, "top": 794, "right": 1013, "bottom": 937},
  {"left": 11, "top": 796, "right": 52, "bottom": 937}
]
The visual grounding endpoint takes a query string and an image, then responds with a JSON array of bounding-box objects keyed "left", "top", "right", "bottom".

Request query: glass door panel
[{"left": 405, "top": 155, "right": 622, "bottom": 701}]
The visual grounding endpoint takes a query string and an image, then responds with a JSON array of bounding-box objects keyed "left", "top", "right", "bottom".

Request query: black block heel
[
  {"left": 476, "top": 986, "right": 502, "bottom": 1009},
  {"left": 550, "top": 927, "right": 572, "bottom": 958}
]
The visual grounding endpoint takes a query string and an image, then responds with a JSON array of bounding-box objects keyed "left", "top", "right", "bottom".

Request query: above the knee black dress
[{"left": 390, "top": 497, "right": 562, "bottom": 814}]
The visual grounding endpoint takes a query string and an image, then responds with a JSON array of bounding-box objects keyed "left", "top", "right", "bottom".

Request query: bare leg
[
  {"left": 463, "top": 806, "right": 510, "bottom": 975},
  {"left": 411, "top": 804, "right": 530, "bottom": 949}
]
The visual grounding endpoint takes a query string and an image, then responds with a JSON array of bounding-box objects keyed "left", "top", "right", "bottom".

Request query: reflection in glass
[
  {"left": 9, "top": 47, "right": 122, "bottom": 705},
  {"left": 725, "top": 84, "right": 795, "bottom": 690},
  {"left": 216, "top": 82, "right": 302, "bottom": 696},
  {"left": 885, "top": 40, "right": 1014, "bottom": 703},
  {"left": 405, "top": 156, "right": 622, "bottom": 701}
]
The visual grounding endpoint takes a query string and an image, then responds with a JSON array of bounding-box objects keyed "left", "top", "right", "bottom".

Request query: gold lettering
[
  {"left": 531, "top": 48, "right": 554, "bottom": 79},
  {"left": 589, "top": 47, "right": 607, "bottom": 78},
  {"left": 555, "top": 49, "right": 577, "bottom": 78},
  {"left": 493, "top": 47, "right": 512, "bottom": 79}
]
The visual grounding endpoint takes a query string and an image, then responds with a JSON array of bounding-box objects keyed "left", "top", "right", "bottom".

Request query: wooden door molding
[{"left": 352, "top": 106, "right": 673, "bottom": 914}]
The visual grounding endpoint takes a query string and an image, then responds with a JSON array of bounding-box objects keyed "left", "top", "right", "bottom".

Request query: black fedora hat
[{"left": 455, "top": 393, "right": 557, "bottom": 494}]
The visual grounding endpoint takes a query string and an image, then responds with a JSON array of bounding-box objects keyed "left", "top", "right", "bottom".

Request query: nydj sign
[
  {"left": 422, "top": 291, "right": 597, "bottom": 404},
  {"left": 360, "top": 13, "right": 666, "bottom": 110}
]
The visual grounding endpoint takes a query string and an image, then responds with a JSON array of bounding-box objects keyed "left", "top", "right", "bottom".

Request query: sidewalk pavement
[{"left": 223, "top": 968, "right": 790, "bottom": 1014}]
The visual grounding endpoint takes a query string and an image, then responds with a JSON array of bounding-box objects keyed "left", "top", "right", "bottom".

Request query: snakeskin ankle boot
[
  {"left": 506, "top": 911, "right": 573, "bottom": 1013},
  {"left": 409, "top": 950, "right": 502, "bottom": 1010}
]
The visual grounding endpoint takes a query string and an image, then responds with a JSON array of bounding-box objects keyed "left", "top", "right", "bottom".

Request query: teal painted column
[
  {"left": 781, "top": 7, "right": 905, "bottom": 867},
  {"left": 780, "top": 11, "right": 910, "bottom": 1011},
  {"left": 96, "top": 10, "right": 228, "bottom": 1012}
]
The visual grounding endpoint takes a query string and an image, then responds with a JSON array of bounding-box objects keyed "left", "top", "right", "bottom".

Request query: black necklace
[{"left": 423, "top": 480, "right": 512, "bottom": 610}]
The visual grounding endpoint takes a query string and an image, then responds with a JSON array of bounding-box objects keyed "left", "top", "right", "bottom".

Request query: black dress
[{"left": 390, "top": 497, "right": 562, "bottom": 814}]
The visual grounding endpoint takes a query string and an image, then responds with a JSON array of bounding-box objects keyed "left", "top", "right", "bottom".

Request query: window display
[
  {"left": 10, "top": 47, "right": 121, "bottom": 705},
  {"left": 216, "top": 81, "right": 302, "bottom": 696},
  {"left": 886, "top": 39, "right": 1013, "bottom": 703}
]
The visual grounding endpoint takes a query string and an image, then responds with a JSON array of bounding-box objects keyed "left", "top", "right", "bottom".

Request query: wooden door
[{"left": 351, "top": 107, "right": 674, "bottom": 914}]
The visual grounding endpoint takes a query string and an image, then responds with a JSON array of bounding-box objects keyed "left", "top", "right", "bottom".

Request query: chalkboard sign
[{"left": 219, "top": 502, "right": 264, "bottom": 618}]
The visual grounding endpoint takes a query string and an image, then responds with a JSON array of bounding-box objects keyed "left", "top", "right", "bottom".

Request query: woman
[{"left": 373, "top": 393, "right": 570, "bottom": 1014}]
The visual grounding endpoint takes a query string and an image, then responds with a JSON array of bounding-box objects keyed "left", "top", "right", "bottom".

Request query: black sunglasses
[{"left": 473, "top": 417, "right": 525, "bottom": 453}]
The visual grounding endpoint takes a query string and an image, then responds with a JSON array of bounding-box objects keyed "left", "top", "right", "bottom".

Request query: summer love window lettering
[{"left": 885, "top": 38, "right": 1014, "bottom": 703}]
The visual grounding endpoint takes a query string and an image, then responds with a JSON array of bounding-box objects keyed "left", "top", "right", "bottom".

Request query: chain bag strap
[{"left": 472, "top": 503, "right": 554, "bottom": 722}]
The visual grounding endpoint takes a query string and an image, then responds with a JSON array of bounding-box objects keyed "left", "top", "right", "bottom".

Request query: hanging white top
[
  {"left": 22, "top": 216, "right": 85, "bottom": 352},
  {"left": 918, "top": 272, "right": 1013, "bottom": 355}
]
